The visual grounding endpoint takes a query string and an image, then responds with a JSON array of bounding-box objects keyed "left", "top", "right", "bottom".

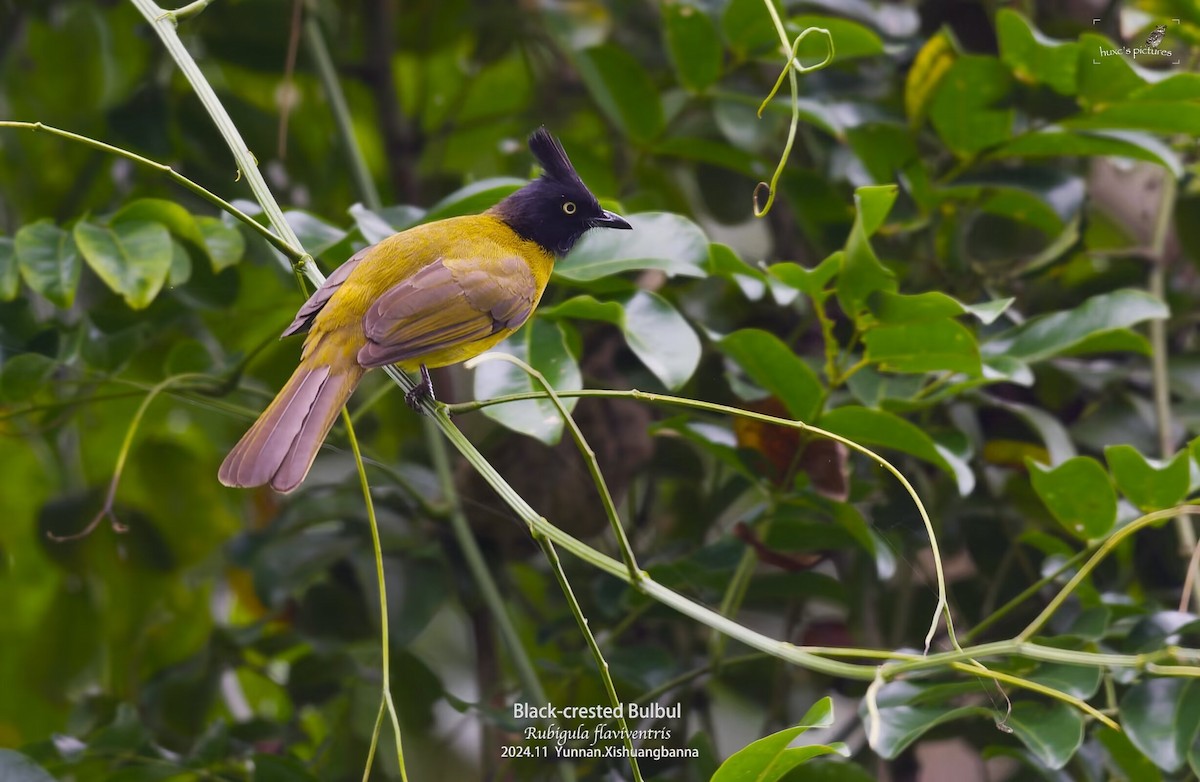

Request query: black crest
[
  {"left": 489, "top": 127, "right": 630, "bottom": 256},
  {"left": 528, "top": 127, "right": 585, "bottom": 190}
]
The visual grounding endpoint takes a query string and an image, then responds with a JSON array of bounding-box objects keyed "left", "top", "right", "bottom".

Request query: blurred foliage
[{"left": 2, "top": 0, "right": 1200, "bottom": 780}]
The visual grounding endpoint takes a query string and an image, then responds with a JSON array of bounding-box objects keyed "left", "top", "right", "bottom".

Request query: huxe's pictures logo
[{"left": 1094, "top": 18, "right": 1180, "bottom": 63}]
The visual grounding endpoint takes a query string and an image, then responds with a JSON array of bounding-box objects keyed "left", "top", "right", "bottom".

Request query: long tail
[{"left": 219, "top": 358, "right": 365, "bottom": 493}]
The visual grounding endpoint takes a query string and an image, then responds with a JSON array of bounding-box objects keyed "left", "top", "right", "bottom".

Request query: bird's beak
[{"left": 590, "top": 210, "right": 632, "bottom": 230}]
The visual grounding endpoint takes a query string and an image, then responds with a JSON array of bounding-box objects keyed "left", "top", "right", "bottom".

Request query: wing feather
[
  {"left": 357, "top": 256, "right": 536, "bottom": 368},
  {"left": 282, "top": 246, "right": 372, "bottom": 337}
]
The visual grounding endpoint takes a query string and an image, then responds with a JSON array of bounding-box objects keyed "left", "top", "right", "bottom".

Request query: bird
[
  {"left": 1146, "top": 25, "right": 1167, "bottom": 48},
  {"left": 219, "top": 127, "right": 632, "bottom": 493}
]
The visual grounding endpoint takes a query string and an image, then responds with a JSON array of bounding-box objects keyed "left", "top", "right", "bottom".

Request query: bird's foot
[{"left": 405, "top": 365, "right": 436, "bottom": 413}]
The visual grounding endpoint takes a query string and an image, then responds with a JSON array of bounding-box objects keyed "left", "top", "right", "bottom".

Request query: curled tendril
[{"left": 754, "top": 25, "right": 835, "bottom": 218}]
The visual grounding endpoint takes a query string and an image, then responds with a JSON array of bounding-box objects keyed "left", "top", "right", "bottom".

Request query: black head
[{"left": 491, "top": 127, "right": 631, "bottom": 257}]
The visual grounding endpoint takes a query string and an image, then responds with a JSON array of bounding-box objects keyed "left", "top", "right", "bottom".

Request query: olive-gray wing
[
  {"left": 356, "top": 255, "right": 537, "bottom": 368},
  {"left": 282, "top": 245, "right": 372, "bottom": 338}
]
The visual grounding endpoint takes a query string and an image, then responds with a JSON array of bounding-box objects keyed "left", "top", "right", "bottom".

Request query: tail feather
[{"left": 219, "top": 360, "right": 364, "bottom": 492}]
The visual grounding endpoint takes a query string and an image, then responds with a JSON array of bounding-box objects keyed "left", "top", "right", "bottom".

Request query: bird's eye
[{"left": 563, "top": 201, "right": 577, "bottom": 215}]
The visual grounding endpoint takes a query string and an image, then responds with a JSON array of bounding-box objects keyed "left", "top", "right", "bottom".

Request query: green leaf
[
  {"left": 946, "top": 167, "right": 1084, "bottom": 234},
  {"left": 819, "top": 406, "right": 973, "bottom": 494},
  {"left": 1077, "top": 34, "right": 1147, "bottom": 106},
  {"left": 1104, "top": 444, "right": 1190, "bottom": 512},
  {"left": 622, "top": 290, "right": 701, "bottom": 389},
  {"left": 928, "top": 55, "right": 1014, "bottom": 157},
  {"left": 996, "top": 9, "right": 1078, "bottom": 95},
  {"left": 197, "top": 215, "right": 246, "bottom": 272},
  {"left": 284, "top": 210, "right": 351, "bottom": 256},
  {"left": 712, "top": 697, "right": 847, "bottom": 782},
  {"left": 856, "top": 184, "right": 898, "bottom": 237},
  {"left": 789, "top": 15, "right": 882, "bottom": 63},
  {"left": 555, "top": 212, "right": 708, "bottom": 281},
  {"left": 111, "top": 197, "right": 206, "bottom": 250},
  {"left": 964, "top": 298, "right": 1015, "bottom": 325},
  {"left": 1005, "top": 701, "right": 1084, "bottom": 770},
  {"left": 868, "top": 290, "right": 966, "bottom": 322},
  {"left": 790, "top": 762, "right": 875, "bottom": 782},
  {"left": 539, "top": 294, "right": 626, "bottom": 323},
  {"left": 1097, "top": 727, "right": 1163, "bottom": 782},
  {"left": 0, "top": 750, "right": 56, "bottom": 782},
  {"left": 845, "top": 124, "right": 925, "bottom": 195},
  {"left": 543, "top": 292, "right": 700, "bottom": 389},
  {"left": 15, "top": 219, "right": 82, "bottom": 308},
  {"left": 1062, "top": 327, "right": 1150, "bottom": 357},
  {"left": 721, "top": 0, "right": 781, "bottom": 57},
  {"left": 252, "top": 753, "right": 321, "bottom": 781},
  {"left": 1120, "top": 678, "right": 1200, "bottom": 773},
  {"left": 1, "top": 353, "right": 56, "bottom": 402},
  {"left": 476, "top": 318, "right": 581, "bottom": 444},
  {"left": 349, "top": 203, "right": 424, "bottom": 243},
  {"left": 864, "top": 319, "right": 982, "bottom": 376},
  {"left": 663, "top": 1, "right": 722, "bottom": 93},
  {"left": 986, "top": 290, "right": 1168, "bottom": 363},
  {"left": 906, "top": 29, "right": 957, "bottom": 128},
  {"left": 1027, "top": 456, "right": 1116, "bottom": 539},
  {"left": 74, "top": 219, "right": 173, "bottom": 309},
  {"left": 709, "top": 243, "right": 783, "bottom": 302},
  {"left": 831, "top": 503, "right": 896, "bottom": 579},
  {"left": 653, "top": 416, "right": 762, "bottom": 484},
  {"left": 1130, "top": 73, "right": 1200, "bottom": 102},
  {"left": 862, "top": 681, "right": 987, "bottom": 758},
  {"left": 836, "top": 186, "right": 898, "bottom": 318},
  {"left": 981, "top": 355, "right": 1032, "bottom": 385},
  {"left": 1025, "top": 662, "right": 1102, "bottom": 699},
  {"left": 994, "top": 399, "right": 1075, "bottom": 465},
  {"left": 167, "top": 239, "right": 191, "bottom": 286},
  {"left": 770, "top": 253, "right": 841, "bottom": 299},
  {"left": 656, "top": 137, "right": 766, "bottom": 177},
  {"left": 978, "top": 189, "right": 1065, "bottom": 238},
  {"left": 0, "top": 237, "right": 17, "bottom": 300},
  {"left": 422, "top": 178, "right": 524, "bottom": 223},
  {"left": 575, "top": 45, "right": 664, "bottom": 142},
  {"left": 717, "top": 329, "right": 824, "bottom": 421},
  {"left": 993, "top": 128, "right": 1182, "bottom": 178},
  {"left": 1066, "top": 102, "right": 1200, "bottom": 136}
]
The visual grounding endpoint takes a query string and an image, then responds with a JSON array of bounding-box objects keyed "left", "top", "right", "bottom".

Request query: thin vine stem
[
  {"left": 342, "top": 408, "right": 408, "bottom": 782},
  {"left": 465, "top": 352, "right": 641, "bottom": 581},
  {"left": 464, "top": 350, "right": 645, "bottom": 777},
  {"left": 752, "top": 7, "right": 833, "bottom": 217},
  {"left": 46, "top": 373, "right": 204, "bottom": 541},
  {"left": 450, "top": 385, "right": 957, "bottom": 655},
  {"left": 421, "top": 414, "right": 575, "bottom": 782},
  {"left": 0, "top": 121, "right": 300, "bottom": 261},
  {"left": 102, "top": 2, "right": 1199, "bottom": 753},
  {"left": 294, "top": 21, "right": 569, "bottom": 777},
  {"left": 947, "top": 662, "right": 1114, "bottom": 729},
  {"left": 961, "top": 546, "right": 1093, "bottom": 643},
  {"left": 128, "top": 0, "right": 307, "bottom": 261},
  {"left": 361, "top": 703, "right": 386, "bottom": 782},
  {"left": 303, "top": 14, "right": 381, "bottom": 211},
  {"left": 1018, "top": 505, "right": 1200, "bottom": 642},
  {"left": 535, "top": 535, "right": 643, "bottom": 781},
  {"left": 1144, "top": 173, "right": 1200, "bottom": 609}
]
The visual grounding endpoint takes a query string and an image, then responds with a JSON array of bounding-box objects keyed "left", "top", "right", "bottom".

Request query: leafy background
[{"left": 2, "top": 0, "right": 1200, "bottom": 780}]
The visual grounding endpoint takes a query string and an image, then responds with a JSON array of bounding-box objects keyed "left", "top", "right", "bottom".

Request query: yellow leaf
[{"left": 906, "top": 28, "right": 957, "bottom": 129}]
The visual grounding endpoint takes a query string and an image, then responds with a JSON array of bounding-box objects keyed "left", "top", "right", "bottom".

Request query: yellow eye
[{"left": 563, "top": 201, "right": 577, "bottom": 215}]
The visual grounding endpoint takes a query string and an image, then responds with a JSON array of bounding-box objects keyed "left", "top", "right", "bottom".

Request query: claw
[{"left": 404, "top": 365, "right": 435, "bottom": 413}]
